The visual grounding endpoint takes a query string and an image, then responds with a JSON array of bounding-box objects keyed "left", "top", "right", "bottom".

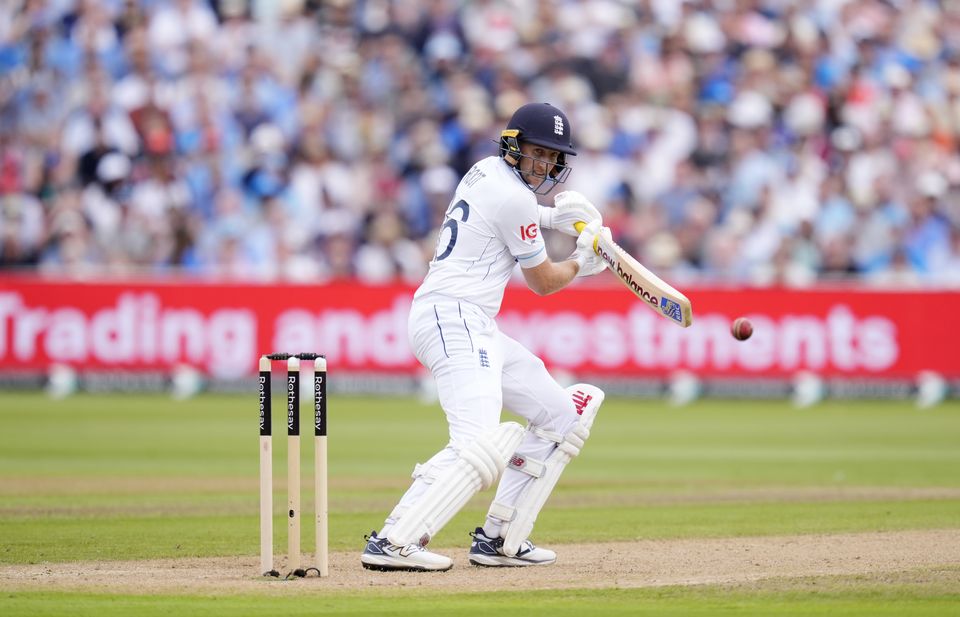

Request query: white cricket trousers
[{"left": 379, "top": 298, "right": 582, "bottom": 539}]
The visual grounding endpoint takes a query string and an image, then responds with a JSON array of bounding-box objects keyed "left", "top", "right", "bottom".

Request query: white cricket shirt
[{"left": 413, "top": 156, "right": 547, "bottom": 317}]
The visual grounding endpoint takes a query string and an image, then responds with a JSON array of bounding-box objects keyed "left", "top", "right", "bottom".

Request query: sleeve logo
[{"left": 520, "top": 224, "right": 538, "bottom": 241}]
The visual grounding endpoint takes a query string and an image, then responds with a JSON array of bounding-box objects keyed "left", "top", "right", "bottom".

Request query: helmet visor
[{"left": 515, "top": 151, "right": 571, "bottom": 195}]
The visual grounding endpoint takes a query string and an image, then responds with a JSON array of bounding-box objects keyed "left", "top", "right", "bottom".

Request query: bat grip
[{"left": 573, "top": 221, "right": 601, "bottom": 253}]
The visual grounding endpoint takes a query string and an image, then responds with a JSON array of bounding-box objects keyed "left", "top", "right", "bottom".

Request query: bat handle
[{"left": 573, "top": 221, "right": 601, "bottom": 254}]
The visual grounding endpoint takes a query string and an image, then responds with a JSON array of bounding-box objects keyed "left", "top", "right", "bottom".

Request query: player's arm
[
  {"left": 521, "top": 220, "right": 606, "bottom": 296},
  {"left": 521, "top": 259, "right": 578, "bottom": 296}
]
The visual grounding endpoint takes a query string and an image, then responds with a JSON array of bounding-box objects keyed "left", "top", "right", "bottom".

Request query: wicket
[{"left": 258, "top": 352, "right": 328, "bottom": 578}]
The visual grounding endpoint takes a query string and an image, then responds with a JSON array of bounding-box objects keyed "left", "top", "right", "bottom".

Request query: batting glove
[
  {"left": 539, "top": 190, "right": 602, "bottom": 237},
  {"left": 571, "top": 219, "right": 608, "bottom": 278}
]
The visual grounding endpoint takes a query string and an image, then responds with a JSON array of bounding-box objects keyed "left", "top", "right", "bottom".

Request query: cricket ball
[{"left": 731, "top": 317, "right": 753, "bottom": 341}]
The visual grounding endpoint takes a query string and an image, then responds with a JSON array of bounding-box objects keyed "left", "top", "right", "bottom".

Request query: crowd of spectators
[{"left": 1, "top": 0, "right": 959, "bottom": 286}]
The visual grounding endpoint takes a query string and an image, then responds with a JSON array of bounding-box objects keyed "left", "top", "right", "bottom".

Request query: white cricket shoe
[
  {"left": 468, "top": 527, "right": 557, "bottom": 567},
  {"left": 360, "top": 530, "right": 453, "bottom": 572}
]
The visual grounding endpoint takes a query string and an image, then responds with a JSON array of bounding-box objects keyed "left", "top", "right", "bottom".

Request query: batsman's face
[{"left": 518, "top": 142, "right": 560, "bottom": 184}]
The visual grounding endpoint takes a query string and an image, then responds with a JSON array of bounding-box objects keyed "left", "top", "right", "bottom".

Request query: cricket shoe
[
  {"left": 360, "top": 531, "right": 453, "bottom": 572},
  {"left": 468, "top": 527, "right": 556, "bottom": 567}
]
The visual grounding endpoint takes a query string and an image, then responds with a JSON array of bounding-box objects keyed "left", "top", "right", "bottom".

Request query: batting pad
[
  {"left": 493, "top": 384, "right": 605, "bottom": 557},
  {"left": 387, "top": 422, "right": 525, "bottom": 547}
]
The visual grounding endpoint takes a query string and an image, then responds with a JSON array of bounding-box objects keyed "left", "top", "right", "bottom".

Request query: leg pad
[
  {"left": 387, "top": 422, "right": 524, "bottom": 547},
  {"left": 490, "top": 384, "right": 604, "bottom": 556}
]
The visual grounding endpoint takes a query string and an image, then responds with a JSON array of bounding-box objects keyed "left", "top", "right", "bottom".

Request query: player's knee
[
  {"left": 461, "top": 422, "right": 525, "bottom": 488},
  {"left": 528, "top": 383, "right": 604, "bottom": 452}
]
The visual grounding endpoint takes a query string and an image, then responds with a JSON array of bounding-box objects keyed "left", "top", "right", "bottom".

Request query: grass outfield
[
  {"left": 5, "top": 583, "right": 960, "bottom": 617},
  {"left": 1, "top": 392, "right": 958, "bottom": 615}
]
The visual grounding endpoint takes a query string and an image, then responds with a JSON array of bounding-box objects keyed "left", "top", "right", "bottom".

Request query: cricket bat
[{"left": 575, "top": 222, "right": 693, "bottom": 327}]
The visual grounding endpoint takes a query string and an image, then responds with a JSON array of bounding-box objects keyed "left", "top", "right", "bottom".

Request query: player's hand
[
  {"left": 572, "top": 220, "right": 608, "bottom": 278},
  {"left": 540, "top": 191, "right": 602, "bottom": 236}
]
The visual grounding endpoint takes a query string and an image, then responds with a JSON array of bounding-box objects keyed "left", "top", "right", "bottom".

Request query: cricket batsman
[{"left": 360, "top": 102, "right": 610, "bottom": 571}]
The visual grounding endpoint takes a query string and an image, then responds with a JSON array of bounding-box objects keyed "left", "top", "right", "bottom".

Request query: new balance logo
[
  {"left": 479, "top": 349, "right": 490, "bottom": 368},
  {"left": 554, "top": 115, "right": 564, "bottom": 135},
  {"left": 510, "top": 455, "right": 525, "bottom": 469},
  {"left": 572, "top": 391, "right": 592, "bottom": 415}
]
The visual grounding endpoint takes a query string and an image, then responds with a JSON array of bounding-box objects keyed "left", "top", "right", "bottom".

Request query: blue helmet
[{"left": 499, "top": 102, "right": 576, "bottom": 194}]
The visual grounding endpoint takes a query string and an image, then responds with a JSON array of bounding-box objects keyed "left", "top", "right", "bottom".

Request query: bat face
[
  {"left": 573, "top": 221, "right": 693, "bottom": 327},
  {"left": 593, "top": 233, "right": 693, "bottom": 328}
]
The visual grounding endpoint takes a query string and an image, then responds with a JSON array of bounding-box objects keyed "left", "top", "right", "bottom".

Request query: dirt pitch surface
[{"left": 2, "top": 529, "right": 959, "bottom": 595}]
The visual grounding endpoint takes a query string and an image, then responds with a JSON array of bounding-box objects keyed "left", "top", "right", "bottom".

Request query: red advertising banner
[{"left": 0, "top": 276, "right": 957, "bottom": 379}]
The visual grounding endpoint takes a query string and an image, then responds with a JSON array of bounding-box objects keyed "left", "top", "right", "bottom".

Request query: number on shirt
[{"left": 435, "top": 199, "right": 470, "bottom": 261}]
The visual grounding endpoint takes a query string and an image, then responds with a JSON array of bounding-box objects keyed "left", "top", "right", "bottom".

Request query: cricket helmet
[{"left": 499, "top": 102, "right": 576, "bottom": 194}]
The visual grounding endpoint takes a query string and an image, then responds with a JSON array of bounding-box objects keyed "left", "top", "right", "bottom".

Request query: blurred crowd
[{"left": 1, "top": 0, "right": 960, "bottom": 286}]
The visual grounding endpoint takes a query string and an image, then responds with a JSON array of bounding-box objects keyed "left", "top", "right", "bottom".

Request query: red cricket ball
[{"left": 731, "top": 317, "right": 753, "bottom": 341}]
